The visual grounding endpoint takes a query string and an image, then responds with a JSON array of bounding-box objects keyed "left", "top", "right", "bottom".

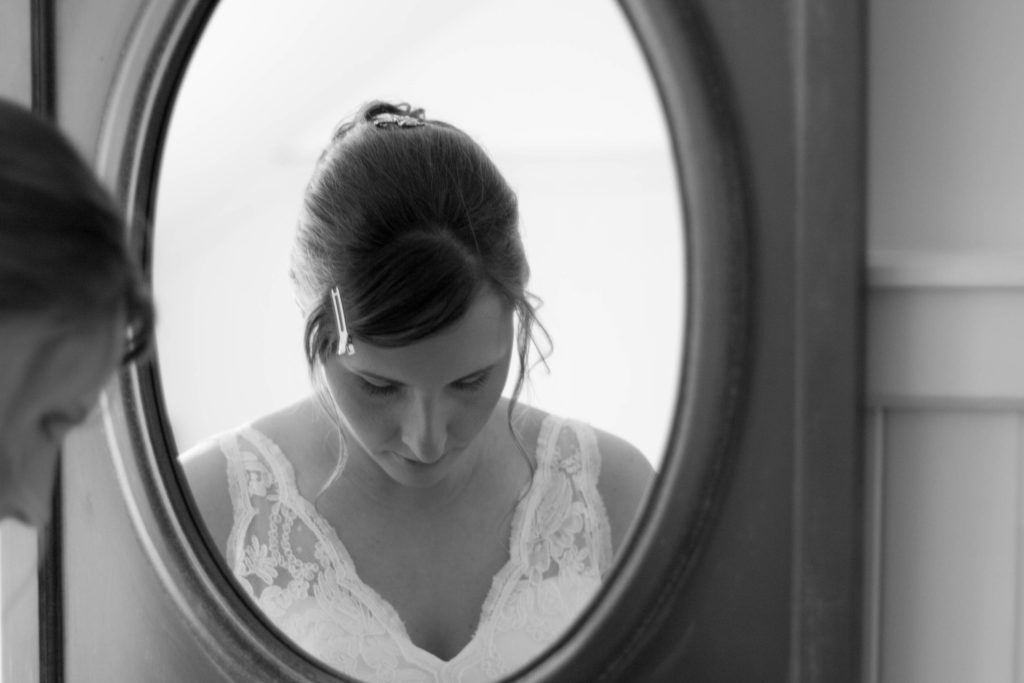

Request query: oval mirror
[{"left": 153, "top": 0, "right": 681, "bottom": 680}]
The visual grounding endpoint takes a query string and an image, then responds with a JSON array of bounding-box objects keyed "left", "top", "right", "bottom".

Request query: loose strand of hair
[{"left": 505, "top": 298, "right": 552, "bottom": 477}]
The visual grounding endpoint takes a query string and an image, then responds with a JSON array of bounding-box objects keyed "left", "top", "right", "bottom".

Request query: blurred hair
[{"left": 0, "top": 98, "right": 153, "bottom": 363}]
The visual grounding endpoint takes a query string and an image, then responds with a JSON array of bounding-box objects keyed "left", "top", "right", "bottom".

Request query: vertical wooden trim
[
  {"left": 31, "top": 2, "right": 63, "bottom": 681},
  {"left": 863, "top": 409, "right": 887, "bottom": 683},
  {"left": 790, "top": 0, "right": 867, "bottom": 681},
  {"left": 1015, "top": 414, "right": 1024, "bottom": 683},
  {"left": 36, "top": 472, "right": 62, "bottom": 683},
  {"left": 29, "top": 0, "right": 54, "bottom": 118}
]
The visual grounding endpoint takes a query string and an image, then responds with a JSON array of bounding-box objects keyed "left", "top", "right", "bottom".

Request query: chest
[{"left": 321, "top": 494, "right": 519, "bottom": 660}]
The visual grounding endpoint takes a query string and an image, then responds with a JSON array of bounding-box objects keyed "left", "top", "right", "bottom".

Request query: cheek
[
  {"left": 450, "top": 382, "right": 506, "bottom": 442},
  {"left": 452, "top": 352, "right": 513, "bottom": 438},
  {"left": 325, "top": 380, "right": 397, "bottom": 449},
  {"left": 449, "top": 406, "right": 492, "bottom": 446}
]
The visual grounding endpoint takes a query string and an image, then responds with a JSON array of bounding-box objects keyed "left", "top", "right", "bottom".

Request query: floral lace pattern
[{"left": 216, "top": 415, "right": 612, "bottom": 682}]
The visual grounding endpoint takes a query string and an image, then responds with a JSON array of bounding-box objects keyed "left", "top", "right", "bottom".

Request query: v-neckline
[{"left": 243, "top": 414, "right": 556, "bottom": 666}]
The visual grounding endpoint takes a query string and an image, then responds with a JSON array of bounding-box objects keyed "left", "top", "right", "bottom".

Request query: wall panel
[
  {"left": 879, "top": 410, "right": 1019, "bottom": 683},
  {"left": 867, "top": 0, "right": 1024, "bottom": 677},
  {"left": 867, "top": 263, "right": 1024, "bottom": 683},
  {"left": 0, "top": 0, "right": 31, "bottom": 105}
]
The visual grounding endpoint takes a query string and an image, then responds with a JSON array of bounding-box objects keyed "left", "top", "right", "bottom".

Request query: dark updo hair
[
  {"left": 293, "top": 101, "right": 547, "bottom": 410},
  {"left": 0, "top": 98, "right": 153, "bottom": 362}
]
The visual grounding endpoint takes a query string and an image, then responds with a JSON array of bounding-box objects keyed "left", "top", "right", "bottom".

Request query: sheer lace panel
[{"left": 212, "top": 415, "right": 612, "bottom": 682}]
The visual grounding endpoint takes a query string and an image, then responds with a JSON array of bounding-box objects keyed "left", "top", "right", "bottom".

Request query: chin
[
  {"left": 385, "top": 458, "right": 450, "bottom": 489},
  {"left": 394, "top": 475, "right": 443, "bottom": 490}
]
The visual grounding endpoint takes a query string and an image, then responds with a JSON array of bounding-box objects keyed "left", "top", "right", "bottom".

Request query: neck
[{"left": 339, "top": 421, "right": 501, "bottom": 516}]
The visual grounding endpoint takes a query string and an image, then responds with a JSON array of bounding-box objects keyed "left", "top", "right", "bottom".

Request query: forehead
[{"left": 343, "top": 289, "right": 513, "bottom": 382}]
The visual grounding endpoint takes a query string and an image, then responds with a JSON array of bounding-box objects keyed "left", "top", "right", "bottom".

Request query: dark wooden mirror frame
[{"left": 33, "top": 0, "right": 864, "bottom": 680}]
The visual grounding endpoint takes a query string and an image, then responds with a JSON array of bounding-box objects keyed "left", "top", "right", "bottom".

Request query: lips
[
  {"left": 392, "top": 450, "right": 447, "bottom": 468},
  {"left": 401, "top": 454, "right": 439, "bottom": 467}
]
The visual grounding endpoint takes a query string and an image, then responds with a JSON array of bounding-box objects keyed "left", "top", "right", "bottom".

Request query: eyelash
[
  {"left": 357, "top": 372, "right": 489, "bottom": 398},
  {"left": 453, "top": 373, "right": 489, "bottom": 392},
  {"left": 359, "top": 379, "right": 401, "bottom": 398}
]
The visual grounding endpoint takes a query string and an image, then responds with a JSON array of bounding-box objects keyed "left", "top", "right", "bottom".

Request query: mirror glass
[{"left": 154, "top": 0, "right": 682, "bottom": 679}]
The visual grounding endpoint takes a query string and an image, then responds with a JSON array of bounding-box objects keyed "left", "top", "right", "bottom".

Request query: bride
[{"left": 183, "top": 101, "right": 652, "bottom": 682}]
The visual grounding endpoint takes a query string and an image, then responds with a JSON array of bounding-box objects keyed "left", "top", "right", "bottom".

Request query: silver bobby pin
[{"left": 330, "top": 286, "right": 355, "bottom": 356}]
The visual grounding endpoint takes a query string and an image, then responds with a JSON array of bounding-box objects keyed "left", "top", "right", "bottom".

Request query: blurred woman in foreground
[{"left": 0, "top": 97, "right": 153, "bottom": 528}]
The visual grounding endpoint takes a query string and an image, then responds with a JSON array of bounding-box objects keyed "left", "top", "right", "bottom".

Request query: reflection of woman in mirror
[
  {"left": 0, "top": 98, "right": 153, "bottom": 528},
  {"left": 183, "top": 101, "right": 653, "bottom": 681}
]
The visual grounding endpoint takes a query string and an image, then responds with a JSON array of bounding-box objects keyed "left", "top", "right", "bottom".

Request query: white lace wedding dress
[{"left": 214, "top": 414, "right": 612, "bottom": 682}]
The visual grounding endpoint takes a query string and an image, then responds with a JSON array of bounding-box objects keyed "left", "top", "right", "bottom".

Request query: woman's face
[
  {"left": 0, "top": 313, "right": 123, "bottom": 527},
  {"left": 320, "top": 288, "right": 514, "bottom": 490}
]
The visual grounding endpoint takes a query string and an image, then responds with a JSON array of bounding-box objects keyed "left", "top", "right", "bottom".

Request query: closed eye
[
  {"left": 452, "top": 371, "right": 489, "bottom": 392},
  {"left": 358, "top": 378, "right": 402, "bottom": 398}
]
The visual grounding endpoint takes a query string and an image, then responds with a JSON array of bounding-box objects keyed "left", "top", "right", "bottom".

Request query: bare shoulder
[
  {"left": 522, "top": 405, "right": 653, "bottom": 557},
  {"left": 252, "top": 396, "right": 339, "bottom": 497},
  {"left": 179, "top": 430, "right": 235, "bottom": 556},
  {"left": 178, "top": 397, "right": 326, "bottom": 555},
  {"left": 250, "top": 395, "right": 326, "bottom": 439},
  {"left": 591, "top": 427, "right": 655, "bottom": 557}
]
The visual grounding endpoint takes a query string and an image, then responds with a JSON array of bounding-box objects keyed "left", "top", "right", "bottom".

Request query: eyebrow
[{"left": 353, "top": 361, "right": 498, "bottom": 386}]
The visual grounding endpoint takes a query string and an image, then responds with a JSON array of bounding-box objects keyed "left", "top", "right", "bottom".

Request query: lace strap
[
  {"left": 520, "top": 416, "right": 614, "bottom": 578},
  {"left": 568, "top": 420, "right": 614, "bottom": 575},
  {"left": 221, "top": 426, "right": 309, "bottom": 569},
  {"left": 222, "top": 432, "right": 256, "bottom": 569}
]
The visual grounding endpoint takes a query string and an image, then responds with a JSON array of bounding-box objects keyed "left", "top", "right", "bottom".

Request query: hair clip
[
  {"left": 330, "top": 286, "right": 355, "bottom": 356},
  {"left": 372, "top": 112, "right": 425, "bottom": 129}
]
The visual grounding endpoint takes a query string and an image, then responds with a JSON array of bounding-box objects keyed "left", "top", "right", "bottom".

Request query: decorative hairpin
[
  {"left": 330, "top": 286, "right": 355, "bottom": 356},
  {"left": 372, "top": 112, "right": 425, "bottom": 129}
]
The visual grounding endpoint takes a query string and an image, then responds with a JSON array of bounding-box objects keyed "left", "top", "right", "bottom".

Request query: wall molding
[
  {"left": 870, "top": 249, "right": 1024, "bottom": 290},
  {"left": 868, "top": 250, "right": 1024, "bottom": 408}
]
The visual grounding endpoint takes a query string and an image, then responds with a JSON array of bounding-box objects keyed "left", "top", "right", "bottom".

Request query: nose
[{"left": 401, "top": 396, "right": 447, "bottom": 464}]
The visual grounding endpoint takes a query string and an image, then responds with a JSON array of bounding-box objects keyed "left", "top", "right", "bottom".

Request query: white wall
[
  {"left": 0, "top": 521, "right": 38, "bottom": 683},
  {"left": 153, "top": 0, "right": 683, "bottom": 466},
  {"left": 867, "top": 1, "right": 1024, "bottom": 681}
]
